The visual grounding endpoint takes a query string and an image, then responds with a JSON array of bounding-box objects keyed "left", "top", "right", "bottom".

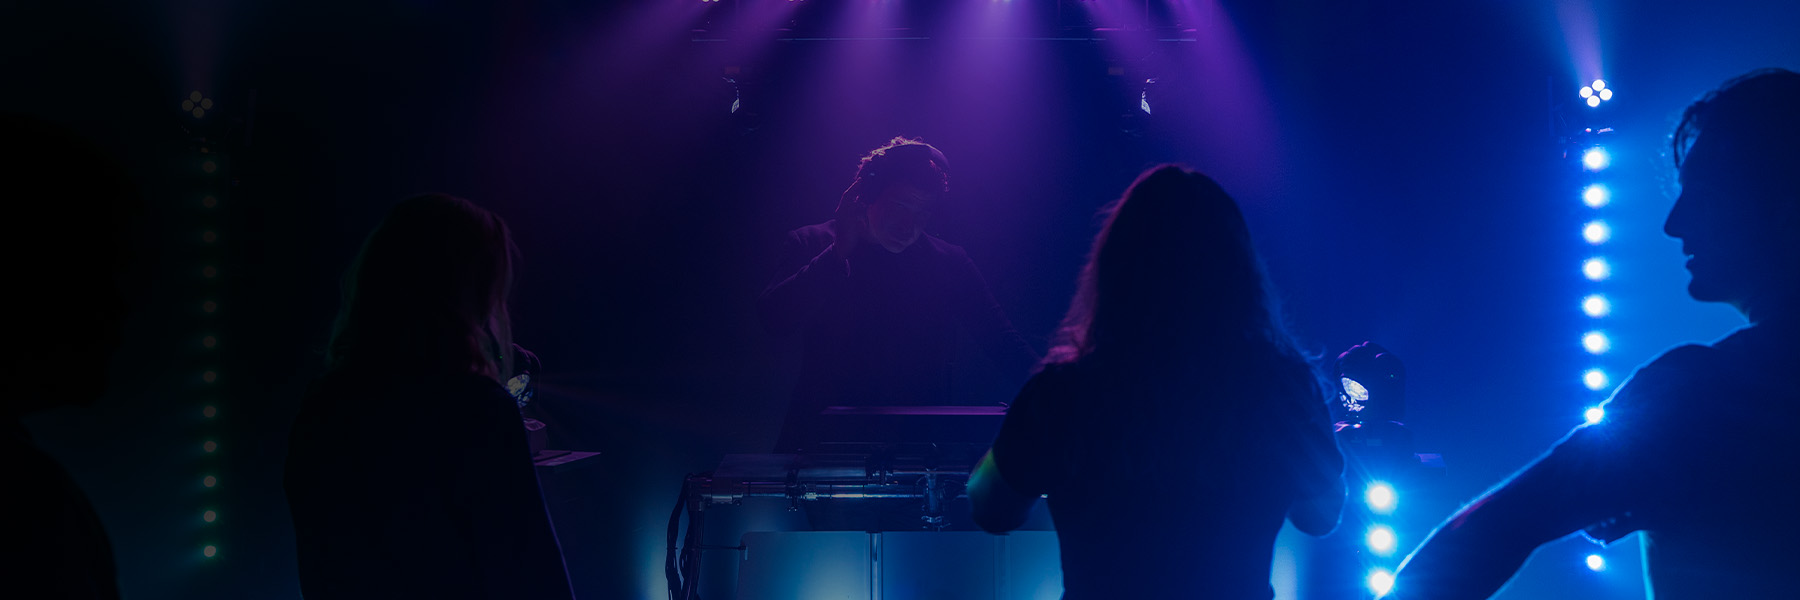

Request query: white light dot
[
  {"left": 1580, "top": 86, "right": 1594, "bottom": 98},
  {"left": 1584, "top": 369, "right": 1610, "bottom": 391},
  {"left": 203, "top": 545, "right": 217, "bottom": 558},
  {"left": 1368, "top": 568, "right": 1395, "bottom": 596},
  {"left": 1583, "top": 331, "right": 1612, "bottom": 354},
  {"left": 1582, "top": 294, "right": 1611, "bottom": 318},
  {"left": 1366, "top": 483, "right": 1398, "bottom": 514},
  {"left": 1587, "top": 554, "right": 1606, "bottom": 571},
  {"left": 1592, "top": 79, "right": 1607, "bottom": 91},
  {"left": 1586, "top": 95, "right": 1601, "bottom": 107},
  {"left": 1583, "top": 258, "right": 1611, "bottom": 281},
  {"left": 1583, "top": 147, "right": 1611, "bottom": 170},
  {"left": 1585, "top": 406, "right": 1606, "bottom": 424},
  {"left": 1367, "top": 525, "right": 1398, "bottom": 555},
  {"left": 1599, "top": 88, "right": 1613, "bottom": 101},
  {"left": 1582, "top": 184, "right": 1611, "bottom": 208},
  {"left": 202, "top": 510, "right": 217, "bottom": 523},
  {"left": 1583, "top": 220, "right": 1612, "bottom": 244}
]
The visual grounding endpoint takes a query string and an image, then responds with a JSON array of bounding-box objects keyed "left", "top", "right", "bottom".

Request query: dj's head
[
  {"left": 853, "top": 137, "right": 949, "bottom": 253},
  {"left": 1666, "top": 68, "right": 1800, "bottom": 321}
]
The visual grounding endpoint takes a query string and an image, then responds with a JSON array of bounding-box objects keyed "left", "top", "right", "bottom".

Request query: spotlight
[
  {"left": 1582, "top": 184, "right": 1610, "bottom": 208},
  {"left": 1585, "top": 406, "right": 1605, "bottom": 424},
  {"left": 203, "top": 440, "right": 217, "bottom": 452},
  {"left": 1582, "top": 147, "right": 1611, "bottom": 171},
  {"left": 1582, "top": 331, "right": 1612, "bottom": 354},
  {"left": 1599, "top": 88, "right": 1613, "bottom": 101},
  {"left": 202, "top": 475, "right": 217, "bottom": 488},
  {"left": 1587, "top": 95, "right": 1601, "bottom": 108},
  {"left": 1366, "top": 482, "right": 1398, "bottom": 514},
  {"left": 1582, "top": 257, "right": 1611, "bottom": 281},
  {"left": 1368, "top": 568, "right": 1395, "bottom": 596},
  {"left": 1582, "top": 220, "right": 1611, "bottom": 244},
  {"left": 1591, "top": 80, "right": 1606, "bottom": 91},
  {"left": 203, "top": 545, "right": 218, "bottom": 558},
  {"left": 1580, "top": 86, "right": 1594, "bottom": 99},
  {"left": 1586, "top": 554, "right": 1606, "bottom": 571},
  {"left": 203, "top": 405, "right": 218, "bottom": 418},
  {"left": 202, "top": 510, "right": 217, "bottom": 523},
  {"left": 1582, "top": 294, "right": 1611, "bottom": 318},
  {"left": 182, "top": 91, "right": 214, "bottom": 118},
  {"left": 1583, "top": 369, "right": 1609, "bottom": 391},
  {"left": 1367, "top": 525, "right": 1398, "bottom": 556}
]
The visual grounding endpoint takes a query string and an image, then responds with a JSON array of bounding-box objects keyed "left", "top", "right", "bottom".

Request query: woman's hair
[
  {"left": 327, "top": 194, "right": 518, "bottom": 380},
  {"left": 1049, "top": 165, "right": 1310, "bottom": 375}
]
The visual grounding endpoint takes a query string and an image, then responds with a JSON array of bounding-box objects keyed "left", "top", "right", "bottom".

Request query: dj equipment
[{"left": 667, "top": 406, "right": 1009, "bottom": 600}]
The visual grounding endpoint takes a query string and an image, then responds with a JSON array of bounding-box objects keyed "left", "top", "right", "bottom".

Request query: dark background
[{"left": 6, "top": 0, "right": 1796, "bottom": 597}]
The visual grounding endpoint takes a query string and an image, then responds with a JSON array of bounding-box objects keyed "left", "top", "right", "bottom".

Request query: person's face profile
[
  {"left": 1665, "top": 139, "right": 1798, "bottom": 310},
  {"left": 865, "top": 182, "right": 934, "bottom": 253}
]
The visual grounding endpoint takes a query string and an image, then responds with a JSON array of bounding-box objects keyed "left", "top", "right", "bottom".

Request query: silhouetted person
[
  {"left": 2, "top": 114, "right": 140, "bottom": 599},
  {"left": 968, "top": 165, "right": 1346, "bottom": 598},
  {"left": 283, "top": 194, "right": 575, "bottom": 599},
  {"left": 759, "top": 136, "right": 1039, "bottom": 452},
  {"left": 1388, "top": 69, "right": 1800, "bottom": 599}
]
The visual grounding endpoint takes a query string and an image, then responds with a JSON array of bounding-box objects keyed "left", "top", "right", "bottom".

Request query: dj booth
[{"left": 666, "top": 406, "right": 1066, "bottom": 600}]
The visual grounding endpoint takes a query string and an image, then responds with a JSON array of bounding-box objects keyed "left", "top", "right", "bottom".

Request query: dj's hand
[{"left": 832, "top": 180, "right": 869, "bottom": 258}]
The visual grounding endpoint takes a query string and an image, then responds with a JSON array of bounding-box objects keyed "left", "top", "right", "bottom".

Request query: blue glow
[
  {"left": 1582, "top": 331, "right": 1612, "bottom": 354},
  {"left": 1585, "top": 406, "right": 1605, "bottom": 424},
  {"left": 1583, "top": 184, "right": 1610, "bottom": 208},
  {"left": 1587, "top": 95, "right": 1602, "bottom": 108},
  {"left": 1592, "top": 79, "right": 1606, "bottom": 91},
  {"left": 1368, "top": 568, "right": 1395, "bottom": 596},
  {"left": 1599, "top": 88, "right": 1613, "bottom": 101},
  {"left": 1582, "top": 294, "right": 1611, "bottom": 318},
  {"left": 1584, "top": 369, "right": 1609, "bottom": 391},
  {"left": 1579, "top": 86, "right": 1594, "bottom": 99},
  {"left": 1583, "top": 220, "right": 1611, "bottom": 244},
  {"left": 1582, "top": 147, "right": 1611, "bottom": 171},
  {"left": 1583, "top": 258, "right": 1611, "bottom": 281},
  {"left": 1367, "top": 525, "right": 1398, "bottom": 556},
  {"left": 1587, "top": 554, "right": 1606, "bottom": 571},
  {"left": 1366, "top": 482, "right": 1397, "bottom": 514}
]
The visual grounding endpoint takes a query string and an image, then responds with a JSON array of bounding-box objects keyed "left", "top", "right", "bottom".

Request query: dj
[{"left": 758, "top": 137, "right": 1040, "bottom": 453}]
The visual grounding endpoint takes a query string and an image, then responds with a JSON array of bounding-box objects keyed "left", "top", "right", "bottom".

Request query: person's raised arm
[
  {"left": 451, "top": 379, "right": 576, "bottom": 600},
  {"left": 1287, "top": 380, "right": 1346, "bottom": 537},
  {"left": 757, "top": 184, "right": 868, "bottom": 336},
  {"left": 971, "top": 367, "right": 1068, "bottom": 533},
  {"left": 1387, "top": 347, "right": 1699, "bottom": 599}
]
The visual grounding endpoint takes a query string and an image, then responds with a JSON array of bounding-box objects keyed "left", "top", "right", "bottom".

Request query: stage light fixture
[
  {"left": 1583, "top": 369, "right": 1609, "bottom": 391},
  {"left": 1368, "top": 568, "right": 1395, "bottom": 596},
  {"left": 1585, "top": 406, "right": 1605, "bottom": 424},
  {"left": 203, "top": 405, "right": 217, "bottom": 418},
  {"left": 203, "top": 440, "right": 217, "bottom": 452},
  {"left": 1366, "top": 482, "right": 1397, "bottom": 514},
  {"left": 1367, "top": 525, "right": 1398, "bottom": 555},
  {"left": 203, "top": 545, "right": 217, "bottom": 558},
  {"left": 1586, "top": 554, "right": 1606, "bottom": 571},
  {"left": 202, "top": 510, "right": 217, "bottom": 523},
  {"left": 1582, "top": 184, "right": 1610, "bottom": 208},
  {"left": 202, "top": 475, "right": 217, "bottom": 488},
  {"left": 1582, "top": 147, "right": 1611, "bottom": 171},
  {"left": 1582, "top": 331, "right": 1611, "bottom": 354},
  {"left": 1582, "top": 294, "right": 1611, "bottom": 318},
  {"left": 1583, "top": 220, "right": 1611, "bottom": 244},
  {"left": 1582, "top": 257, "right": 1611, "bottom": 281}
]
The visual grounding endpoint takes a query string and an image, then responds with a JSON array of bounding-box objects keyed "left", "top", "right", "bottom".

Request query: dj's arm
[{"left": 758, "top": 229, "right": 851, "bottom": 337}]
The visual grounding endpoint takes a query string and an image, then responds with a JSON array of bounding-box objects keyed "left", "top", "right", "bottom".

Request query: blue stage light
[
  {"left": 1367, "top": 525, "right": 1398, "bottom": 556},
  {"left": 1582, "top": 294, "right": 1611, "bottom": 318},
  {"left": 1586, "top": 554, "right": 1606, "bottom": 571},
  {"left": 1582, "top": 147, "right": 1611, "bottom": 171},
  {"left": 1583, "top": 257, "right": 1611, "bottom": 281},
  {"left": 1582, "top": 331, "right": 1612, "bottom": 354},
  {"left": 1583, "top": 220, "right": 1612, "bottom": 244},
  {"left": 1366, "top": 482, "right": 1397, "bottom": 514},
  {"left": 1585, "top": 406, "right": 1605, "bottom": 424},
  {"left": 1583, "top": 184, "right": 1610, "bottom": 208},
  {"left": 1368, "top": 568, "right": 1395, "bottom": 596},
  {"left": 1584, "top": 369, "right": 1609, "bottom": 391}
]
